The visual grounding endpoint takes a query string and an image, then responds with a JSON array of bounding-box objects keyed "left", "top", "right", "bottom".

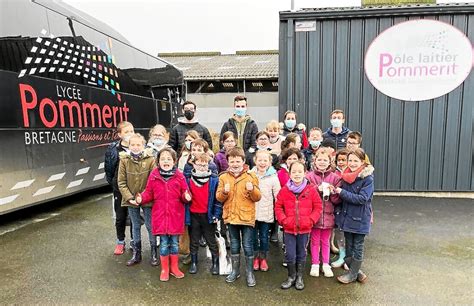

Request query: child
[
  {"left": 346, "top": 131, "right": 371, "bottom": 164},
  {"left": 266, "top": 120, "right": 284, "bottom": 155},
  {"left": 305, "top": 150, "right": 341, "bottom": 278},
  {"left": 183, "top": 138, "right": 218, "bottom": 178},
  {"left": 117, "top": 133, "right": 157, "bottom": 266},
  {"left": 136, "top": 148, "right": 192, "bottom": 282},
  {"left": 331, "top": 148, "right": 350, "bottom": 267},
  {"left": 217, "top": 147, "right": 261, "bottom": 287},
  {"left": 251, "top": 150, "right": 281, "bottom": 272},
  {"left": 302, "top": 128, "right": 324, "bottom": 170},
  {"left": 275, "top": 161, "right": 322, "bottom": 290},
  {"left": 246, "top": 131, "right": 279, "bottom": 169},
  {"left": 277, "top": 148, "right": 304, "bottom": 187},
  {"left": 178, "top": 130, "right": 200, "bottom": 171},
  {"left": 104, "top": 121, "right": 134, "bottom": 255},
  {"left": 280, "top": 132, "right": 302, "bottom": 152},
  {"left": 147, "top": 124, "right": 170, "bottom": 157},
  {"left": 214, "top": 131, "right": 236, "bottom": 173},
  {"left": 333, "top": 148, "right": 374, "bottom": 284},
  {"left": 185, "top": 153, "right": 222, "bottom": 275}
]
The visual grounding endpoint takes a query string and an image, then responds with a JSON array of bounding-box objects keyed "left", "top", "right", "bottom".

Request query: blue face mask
[
  {"left": 285, "top": 119, "right": 296, "bottom": 129},
  {"left": 152, "top": 138, "right": 165, "bottom": 147},
  {"left": 235, "top": 107, "right": 247, "bottom": 117},
  {"left": 310, "top": 140, "right": 321, "bottom": 149}
]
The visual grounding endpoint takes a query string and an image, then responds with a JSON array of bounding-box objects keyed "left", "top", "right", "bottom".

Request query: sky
[{"left": 63, "top": 0, "right": 469, "bottom": 56}]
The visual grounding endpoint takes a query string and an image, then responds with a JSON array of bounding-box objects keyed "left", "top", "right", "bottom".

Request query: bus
[{"left": 0, "top": 0, "right": 184, "bottom": 214}]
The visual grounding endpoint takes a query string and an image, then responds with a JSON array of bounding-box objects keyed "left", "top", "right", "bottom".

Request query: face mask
[
  {"left": 122, "top": 135, "right": 132, "bottom": 143},
  {"left": 130, "top": 151, "right": 143, "bottom": 160},
  {"left": 185, "top": 140, "right": 192, "bottom": 150},
  {"left": 330, "top": 119, "right": 343, "bottom": 128},
  {"left": 285, "top": 119, "right": 296, "bottom": 129},
  {"left": 310, "top": 140, "right": 321, "bottom": 149},
  {"left": 184, "top": 110, "right": 195, "bottom": 120},
  {"left": 152, "top": 138, "right": 165, "bottom": 147},
  {"left": 235, "top": 108, "right": 247, "bottom": 117}
]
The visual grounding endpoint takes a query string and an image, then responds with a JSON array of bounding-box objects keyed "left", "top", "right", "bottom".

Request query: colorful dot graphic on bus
[{"left": 19, "top": 29, "right": 121, "bottom": 100}]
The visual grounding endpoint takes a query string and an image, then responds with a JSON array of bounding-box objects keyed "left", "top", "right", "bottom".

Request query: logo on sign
[{"left": 364, "top": 19, "right": 473, "bottom": 101}]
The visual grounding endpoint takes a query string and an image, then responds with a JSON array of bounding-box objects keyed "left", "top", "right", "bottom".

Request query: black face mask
[{"left": 184, "top": 110, "right": 195, "bottom": 120}]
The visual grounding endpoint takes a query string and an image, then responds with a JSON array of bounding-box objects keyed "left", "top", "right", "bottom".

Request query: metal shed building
[{"left": 279, "top": 4, "right": 473, "bottom": 192}]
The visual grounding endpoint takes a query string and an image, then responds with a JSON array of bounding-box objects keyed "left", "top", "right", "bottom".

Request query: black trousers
[
  {"left": 113, "top": 190, "right": 131, "bottom": 242},
  {"left": 190, "top": 213, "right": 218, "bottom": 255}
]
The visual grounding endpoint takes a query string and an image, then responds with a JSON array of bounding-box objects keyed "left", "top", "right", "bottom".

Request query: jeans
[
  {"left": 227, "top": 224, "right": 254, "bottom": 257},
  {"left": 128, "top": 206, "right": 156, "bottom": 247},
  {"left": 253, "top": 221, "right": 271, "bottom": 253},
  {"left": 160, "top": 235, "right": 179, "bottom": 256},
  {"left": 190, "top": 213, "right": 218, "bottom": 255},
  {"left": 284, "top": 233, "right": 309, "bottom": 264},
  {"left": 113, "top": 190, "right": 130, "bottom": 243},
  {"left": 344, "top": 232, "right": 366, "bottom": 261},
  {"left": 334, "top": 227, "right": 346, "bottom": 249},
  {"left": 310, "top": 228, "right": 332, "bottom": 264}
]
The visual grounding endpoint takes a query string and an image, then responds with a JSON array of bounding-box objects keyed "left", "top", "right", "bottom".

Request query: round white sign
[{"left": 364, "top": 19, "right": 473, "bottom": 101}]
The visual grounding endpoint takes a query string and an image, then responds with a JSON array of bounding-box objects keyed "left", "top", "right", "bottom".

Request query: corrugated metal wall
[{"left": 279, "top": 5, "right": 473, "bottom": 191}]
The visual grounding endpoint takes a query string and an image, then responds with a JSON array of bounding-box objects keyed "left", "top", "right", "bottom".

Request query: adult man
[
  {"left": 220, "top": 95, "right": 259, "bottom": 152},
  {"left": 322, "top": 109, "right": 351, "bottom": 150},
  {"left": 168, "top": 101, "right": 213, "bottom": 152}
]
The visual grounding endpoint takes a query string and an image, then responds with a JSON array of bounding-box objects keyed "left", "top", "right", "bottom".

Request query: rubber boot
[
  {"left": 295, "top": 263, "right": 305, "bottom": 290},
  {"left": 259, "top": 252, "right": 269, "bottom": 272},
  {"left": 357, "top": 270, "right": 368, "bottom": 283},
  {"left": 331, "top": 247, "right": 346, "bottom": 268},
  {"left": 281, "top": 263, "right": 296, "bottom": 289},
  {"left": 330, "top": 229, "right": 339, "bottom": 254},
  {"left": 253, "top": 252, "right": 260, "bottom": 271},
  {"left": 160, "top": 255, "right": 170, "bottom": 282},
  {"left": 170, "top": 254, "right": 185, "bottom": 278},
  {"left": 189, "top": 253, "right": 198, "bottom": 274},
  {"left": 126, "top": 240, "right": 142, "bottom": 266},
  {"left": 211, "top": 253, "right": 219, "bottom": 275},
  {"left": 337, "top": 258, "right": 361, "bottom": 284},
  {"left": 225, "top": 254, "right": 241, "bottom": 283},
  {"left": 270, "top": 223, "right": 279, "bottom": 243},
  {"left": 245, "top": 256, "right": 256, "bottom": 287},
  {"left": 150, "top": 245, "right": 159, "bottom": 266}
]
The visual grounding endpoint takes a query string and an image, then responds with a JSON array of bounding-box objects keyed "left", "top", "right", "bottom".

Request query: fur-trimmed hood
[{"left": 359, "top": 164, "right": 374, "bottom": 179}]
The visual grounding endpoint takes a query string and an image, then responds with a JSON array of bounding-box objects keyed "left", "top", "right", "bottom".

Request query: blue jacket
[
  {"left": 322, "top": 126, "right": 351, "bottom": 150},
  {"left": 338, "top": 165, "right": 374, "bottom": 235},
  {"left": 185, "top": 174, "right": 222, "bottom": 225}
]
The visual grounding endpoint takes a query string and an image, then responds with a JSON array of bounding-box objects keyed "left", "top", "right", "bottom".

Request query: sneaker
[
  {"left": 310, "top": 264, "right": 320, "bottom": 277},
  {"left": 322, "top": 264, "right": 334, "bottom": 277},
  {"left": 114, "top": 243, "right": 125, "bottom": 255}
]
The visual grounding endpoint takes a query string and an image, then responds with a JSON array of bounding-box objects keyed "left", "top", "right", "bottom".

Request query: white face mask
[
  {"left": 123, "top": 135, "right": 132, "bottom": 143},
  {"left": 185, "top": 140, "right": 192, "bottom": 150},
  {"left": 330, "top": 119, "right": 343, "bottom": 128}
]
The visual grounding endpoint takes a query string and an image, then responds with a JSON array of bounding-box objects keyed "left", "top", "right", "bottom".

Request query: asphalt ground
[{"left": 0, "top": 190, "right": 472, "bottom": 304}]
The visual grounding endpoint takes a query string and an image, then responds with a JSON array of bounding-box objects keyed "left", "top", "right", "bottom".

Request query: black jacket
[
  {"left": 220, "top": 116, "right": 258, "bottom": 152},
  {"left": 168, "top": 119, "right": 213, "bottom": 152},
  {"left": 104, "top": 141, "right": 128, "bottom": 192}
]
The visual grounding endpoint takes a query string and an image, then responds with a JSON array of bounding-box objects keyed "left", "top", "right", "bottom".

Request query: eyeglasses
[
  {"left": 194, "top": 164, "right": 208, "bottom": 168},
  {"left": 152, "top": 134, "right": 164, "bottom": 137}
]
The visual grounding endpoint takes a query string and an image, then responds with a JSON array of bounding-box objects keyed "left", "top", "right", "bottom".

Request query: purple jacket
[
  {"left": 306, "top": 169, "right": 342, "bottom": 229},
  {"left": 214, "top": 149, "right": 228, "bottom": 173}
]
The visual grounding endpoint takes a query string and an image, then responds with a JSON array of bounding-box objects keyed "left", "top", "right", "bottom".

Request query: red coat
[
  {"left": 140, "top": 169, "right": 189, "bottom": 235},
  {"left": 275, "top": 183, "right": 322, "bottom": 235},
  {"left": 306, "top": 169, "right": 342, "bottom": 229}
]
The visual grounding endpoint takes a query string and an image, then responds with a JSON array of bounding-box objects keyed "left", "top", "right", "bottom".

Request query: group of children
[{"left": 104, "top": 107, "right": 374, "bottom": 290}]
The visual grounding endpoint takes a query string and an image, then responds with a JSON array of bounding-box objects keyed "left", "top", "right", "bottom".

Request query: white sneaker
[
  {"left": 310, "top": 264, "right": 320, "bottom": 277},
  {"left": 322, "top": 264, "right": 334, "bottom": 277}
]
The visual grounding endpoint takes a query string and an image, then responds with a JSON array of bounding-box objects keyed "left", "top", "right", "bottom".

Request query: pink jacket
[
  {"left": 277, "top": 166, "right": 290, "bottom": 187},
  {"left": 305, "top": 169, "right": 342, "bottom": 229},
  {"left": 140, "top": 168, "right": 189, "bottom": 235}
]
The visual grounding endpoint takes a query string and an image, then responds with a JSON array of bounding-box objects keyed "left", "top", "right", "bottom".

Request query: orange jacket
[{"left": 217, "top": 170, "right": 261, "bottom": 227}]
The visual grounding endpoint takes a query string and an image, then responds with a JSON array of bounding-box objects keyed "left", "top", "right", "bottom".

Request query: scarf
[
  {"left": 287, "top": 178, "right": 308, "bottom": 194},
  {"left": 159, "top": 166, "right": 177, "bottom": 181},
  {"left": 341, "top": 165, "right": 366, "bottom": 184},
  {"left": 191, "top": 169, "right": 212, "bottom": 187},
  {"left": 130, "top": 151, "right": 143, "bottom": 161}
]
